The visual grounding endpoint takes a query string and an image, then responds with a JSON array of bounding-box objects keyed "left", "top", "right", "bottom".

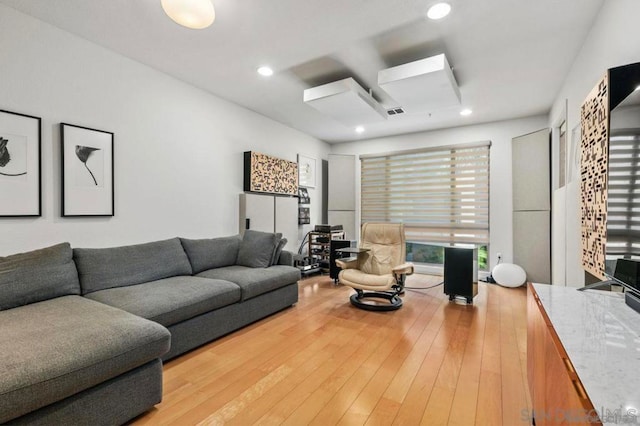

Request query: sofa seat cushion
[
  {"left": 84, "top": 276, "right": 242, "bottom": 327},
  {"left": 339, "top": 269, "right": 395, "bottom": 290},
  {"left": 197, "top": 265, "right": 300, "bottom": 301},
  {"left": 0, "top": 296, "right": 170, "bottom": 424}
]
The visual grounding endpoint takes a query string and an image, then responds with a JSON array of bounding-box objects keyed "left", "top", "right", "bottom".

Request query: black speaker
[
  {"left": 444, "top": 247, "right": 478, "bottom": 304},
  {"left": 330, "top": 239, "right": 352, "bottom": 282}
]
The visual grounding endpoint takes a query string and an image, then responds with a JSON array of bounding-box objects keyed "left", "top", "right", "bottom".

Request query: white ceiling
[{"left": 0, "top": 0, "right": 603, "bottom": 143}]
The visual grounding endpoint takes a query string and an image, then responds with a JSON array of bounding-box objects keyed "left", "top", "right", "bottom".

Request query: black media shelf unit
[{"left": 308, "top": 230, "right": 345, "bottom": 273}]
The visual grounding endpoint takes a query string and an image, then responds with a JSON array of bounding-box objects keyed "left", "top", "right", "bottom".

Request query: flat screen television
[
  {"left": 605, "top": 63, "right": 640, "bottom": 276},
  {"left": 604, "top": 258, "right": 640, "bottom": 314}
]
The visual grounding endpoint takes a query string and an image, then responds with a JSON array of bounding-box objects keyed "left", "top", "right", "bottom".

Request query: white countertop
[{"left": 533, "top": 283, "right": 640, "bottom": 424}]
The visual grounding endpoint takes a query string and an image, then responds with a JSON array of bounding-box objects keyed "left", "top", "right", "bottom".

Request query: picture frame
[
  {"left": 0, "top": 109, "right": 41, "bottom": 217},
  {"left": 61, "top": 123, "right": 114, "bottom": 217},
  {"left": 298, "top": 154, "right": 316, "bottom": 188},
  {"left": 243, "top": 151, "right": 298, "bottom": 196},
  {"left": 298, "top": 207, "right": 310, "bottom": 225},
  {"left": 298, "top": 187, "right": 310, "bottom": 204}
]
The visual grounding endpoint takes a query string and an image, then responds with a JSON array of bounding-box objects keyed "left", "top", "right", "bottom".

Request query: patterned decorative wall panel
[
  {"left": 243, "top": 151, "right": 298, "bottom": 196},
  {"left": 580, "top": 73, "right": 608, "bottom": 280}
]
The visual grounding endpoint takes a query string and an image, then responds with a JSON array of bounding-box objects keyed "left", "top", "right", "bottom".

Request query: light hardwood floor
[{"left": 132, "top": 274, "right": 531, "bottom": 425}]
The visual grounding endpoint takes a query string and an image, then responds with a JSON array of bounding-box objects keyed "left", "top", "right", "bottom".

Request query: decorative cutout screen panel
[
  {"left": 580, "top": 74, "right": 608, "bottom": 280},
  {"left": 243, "top": 151, "right": 298, "bottom": 196}
]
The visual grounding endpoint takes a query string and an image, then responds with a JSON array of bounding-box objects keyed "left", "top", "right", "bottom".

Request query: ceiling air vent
[
  {"left": 387, "top": 107, "right": 405, "bottom": 116},
  {"left": 378, "top": 53, "right": 461, "bottom": 113},
  {"left": 303, "top": 78, "right": 387, "bottom": 126}
]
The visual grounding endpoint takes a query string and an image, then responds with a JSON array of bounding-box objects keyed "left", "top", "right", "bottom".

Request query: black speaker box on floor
[{"left": 444, "top": 247, "right": 478, "bottom": 304}]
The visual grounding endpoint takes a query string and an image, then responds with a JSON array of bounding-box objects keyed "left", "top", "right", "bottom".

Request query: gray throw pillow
[
  {"left": 236, "top": 230, "right": 279, "bottom": 268},
  {"left": 0, "top": 243, "right": 81, "bottom": 310},
  {"left": 271, "top": 238, "right": 287, "bottom": 266}
]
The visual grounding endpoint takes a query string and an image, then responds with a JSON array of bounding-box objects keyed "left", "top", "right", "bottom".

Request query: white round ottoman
[{"left": 492, "top": 263, "right": 526, "bottom": 288}]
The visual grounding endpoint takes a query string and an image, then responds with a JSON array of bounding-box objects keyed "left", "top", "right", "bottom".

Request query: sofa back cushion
[
  {"left": 73, "top": 238, "right": 193, "bottom": 294},
  {"left": 179, "top": 235, "right": 242, "bottom": 274},
  {"left": 0, "top": 243, "right": 80, "bottom": 310}
]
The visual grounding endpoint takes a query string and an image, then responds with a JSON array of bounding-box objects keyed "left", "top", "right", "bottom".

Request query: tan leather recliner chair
[{"left": 336, "top": 223, "right": 414, "bottom": 311}]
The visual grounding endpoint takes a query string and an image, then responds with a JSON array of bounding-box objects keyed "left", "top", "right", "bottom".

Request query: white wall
[
  {"left": 0, "top": 4, "right": 330, "bottom": 255},
  {"left": 549, "top": 0, "right": 640, "bottom": 286},
  {"left": 330, "top": 115, "right": 549, "bottom": 271}
]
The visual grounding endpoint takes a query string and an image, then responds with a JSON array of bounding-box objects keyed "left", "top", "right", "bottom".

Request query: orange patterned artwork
[
  {"left": 243, "top": 151, "right": 298, "bottom": 196},
  {"left": 580, "top": 73, "right": 608, "bottom": 280}
]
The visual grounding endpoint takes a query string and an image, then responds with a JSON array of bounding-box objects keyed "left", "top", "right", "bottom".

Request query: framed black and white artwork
[
  {"left": 61, "top": 123, "right": 114, "bottom": 217},
  {"left": 298, "top": 154, "right": 316, "bottom": 188},
  {"left": 298, "top": 187, "right": 310, "bottom": 204},
  {"left": 0, "top": 109, "right": 41, "bottom": 217}
]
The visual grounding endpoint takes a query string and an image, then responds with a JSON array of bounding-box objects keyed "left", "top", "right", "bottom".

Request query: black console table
[
  {"left": 329, "top": 240, "right": 351, "bottom": 281},
  {"left": 332, "top": 246, "right": 370, "bottom": 283}
]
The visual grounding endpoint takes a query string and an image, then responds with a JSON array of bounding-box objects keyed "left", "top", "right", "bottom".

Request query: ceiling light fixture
[
  {"left": 161, "top": 0, "right": 215, "bottom": 29},
  {"left": 378, "top": 54, "right": 460, "bottom": 113},
  {"left": 460, "top": 108, "right": 472, "bottom": 116},
  {"left": 355, "top": 126, "right": 365, "bottom": 134},
  {"left": 427, "top": 2, "right": 451, "bottom": 20},
  {"left": 257, "top": 66, "right": 274, "bottom": 77}
]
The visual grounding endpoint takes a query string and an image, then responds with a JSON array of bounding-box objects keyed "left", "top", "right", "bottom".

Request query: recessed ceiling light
[
  {"left": 635, "top": 85, "right": 640, "bottom": 91},
  {"left": 355, "top": 126, "right": 365, "bottom": 134},
  {"left": 257, "top": 66, "right": 274, "bottom": 77},
  {"left": 427, "top": 2, "right": 451, "bottom": 20},
  {"left": 161, "top": 0, "right": 215, "bottom": 29},
  {"left": 460, "top": 108, "right": 472, "bottom": 116}
]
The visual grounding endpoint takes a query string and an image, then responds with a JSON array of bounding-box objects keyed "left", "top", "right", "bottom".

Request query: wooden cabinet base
[{"left": 527, "top": 284, "right": 601, "bottom": 425}]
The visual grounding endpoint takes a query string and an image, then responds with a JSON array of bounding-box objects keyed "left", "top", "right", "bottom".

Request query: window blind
[
  {"left": 607, "top": 131, "right": 640, "bottom": 259},
  {"left": 360, "top": 142, "right": 490, "bottom": 246}
]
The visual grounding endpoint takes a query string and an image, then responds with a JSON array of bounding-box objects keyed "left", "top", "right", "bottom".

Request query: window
[{"left": 360, "top": 142, "right": 490, "bottom": 269}]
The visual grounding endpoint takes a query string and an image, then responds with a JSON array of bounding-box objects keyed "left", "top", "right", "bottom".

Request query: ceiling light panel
[
  {"left": 378, "top": 53, "right": 461, "bottom": 113},
  {"left": 303, "top": 78, "right": 387, "bottom": 126}
]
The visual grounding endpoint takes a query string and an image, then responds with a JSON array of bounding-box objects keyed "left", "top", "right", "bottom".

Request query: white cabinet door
[
  {"left": 512, "top": 129, "right": 551, "bottom": 211},
  {"left": 514, "top": 210, "right": 551, "bottom": 284},
  {"left": 512, "top": 128, "right": 551, "bottom": 284},
  {"left": 239, "top": 193, "right": 274, "bottom": 234},
  {"left": 275, "top": 196, "right": 298, "bottom": 251},
  {"left": 328, "top": 210, "right": 356, "bottom": 241},
  {"left": 328, "top": 154, "right": 356, "bottom": 211}
]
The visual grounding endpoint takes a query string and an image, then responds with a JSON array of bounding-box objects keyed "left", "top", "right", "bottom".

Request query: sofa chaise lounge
[{"left": 0, "top": 231, "right": 300, "bottom": 424}]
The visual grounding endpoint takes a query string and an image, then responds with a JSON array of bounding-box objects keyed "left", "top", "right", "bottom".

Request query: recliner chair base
[{"left": 350, "top": 291, "right": 403, "bottom": 311}]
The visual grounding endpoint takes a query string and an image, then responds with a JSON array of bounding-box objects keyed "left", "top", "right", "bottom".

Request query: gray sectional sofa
[{"left": 0, "top": 231, "right": 300, "bottom": 425}]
